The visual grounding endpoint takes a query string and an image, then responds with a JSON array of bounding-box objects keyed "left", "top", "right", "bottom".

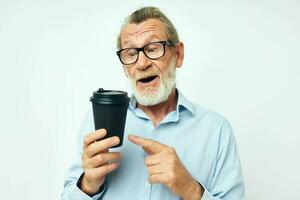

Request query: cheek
[
  {"left": 150, "top": 61, "right": 165, "bottom": 73},
  {"left": 155, "top": 54, "right": 175, "bottom": 73},
  {"left": 156, "top": 63, "right": 169, "bottom": 75},
  {"left": 125, "top": 67, "right": 135, "bottom": 79}
]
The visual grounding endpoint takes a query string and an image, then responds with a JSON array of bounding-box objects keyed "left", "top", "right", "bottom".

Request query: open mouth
[{"left": 137, "top": 75, "right": 158, "bottom": 83}]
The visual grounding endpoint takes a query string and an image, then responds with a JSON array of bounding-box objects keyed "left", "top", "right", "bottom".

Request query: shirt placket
[{"left": 137, "top": 119, "right": 155, "bottom": 200}]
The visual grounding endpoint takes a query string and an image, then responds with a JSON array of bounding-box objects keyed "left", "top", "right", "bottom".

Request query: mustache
[
  {"left": 133, "top": 70, "right": 162, "bottom": 82},
  {"left": 127, "top": 57, "right": 176, "bottom": 82}
]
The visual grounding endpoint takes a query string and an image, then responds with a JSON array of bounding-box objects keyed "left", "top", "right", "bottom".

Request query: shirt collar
[
  {"left": 129, "top": 89, "right": 195, "bottom": 116},
  {"left": 176, "top": 89, "right": 195, "bottom": 115}
]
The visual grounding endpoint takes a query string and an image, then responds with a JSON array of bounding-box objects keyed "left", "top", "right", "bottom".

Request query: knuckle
[
  {"left": 96, "top": 154, "right": 105, "bottom": 164},
  {"left": 85, "top": 147, "right": 93, "bottom": 156},
  {"left": 83, "top": 136, "right": 90, "bottom": 146},
  {"left": 165, "top": 154, "right": 174, "bottom": 164},
  {"left": 168, "top": 147, "right": 176, "bottom": 154},
  {"left": 150, "top": 143, "right": 156, "bottom": 151}
]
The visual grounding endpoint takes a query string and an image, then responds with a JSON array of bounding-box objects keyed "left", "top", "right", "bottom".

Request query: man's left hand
[{"left": 128, "top": 135, "right": 203, "bottom": 200}]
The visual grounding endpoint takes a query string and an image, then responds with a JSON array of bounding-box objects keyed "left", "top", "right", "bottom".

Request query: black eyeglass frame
[{"left": 116, "top": 40, "right": 173, "bottom": 65}]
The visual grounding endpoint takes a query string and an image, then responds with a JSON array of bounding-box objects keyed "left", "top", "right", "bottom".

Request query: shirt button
[{"left": 145, "top": 180, "right": 151, "bottom": 186}]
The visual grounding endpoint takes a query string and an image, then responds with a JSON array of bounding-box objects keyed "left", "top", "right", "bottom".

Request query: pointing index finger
[{"left": 128, "top": 135, "right": 166, "bottom": 154}]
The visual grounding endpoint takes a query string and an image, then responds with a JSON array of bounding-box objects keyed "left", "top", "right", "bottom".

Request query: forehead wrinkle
[
  {"left": 130, "top": 24, "right": 158, "bottom": 35},
  {"left": 123, "top": 27, "right": 158, "bottom": 40},
  {"left": 121, "top": 21, "right": 167, "bottom": 47},
  {"left": 123, "top": 29, "right": 153, "bottom": 39}
]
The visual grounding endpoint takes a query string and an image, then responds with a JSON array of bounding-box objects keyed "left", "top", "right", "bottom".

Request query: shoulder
[
  {"left": 190, "top": 101, "right": 234, "bottom": 134},
  {"left": 191, "top": 101, "right": 230, "bottom": 125},
  {"left": 190, "top": 102, "right": 235, "bottom": 143},
  {"left": 177, "top": 90, "right": 230, "bottom": 126}
]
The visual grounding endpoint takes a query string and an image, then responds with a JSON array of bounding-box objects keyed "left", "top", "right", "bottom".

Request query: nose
[{"left": 135, "top": 51, "right": 151, "bottom": 70}]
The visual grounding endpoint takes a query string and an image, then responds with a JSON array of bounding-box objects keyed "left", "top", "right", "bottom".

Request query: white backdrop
[{"left": 0, "top": 0, "right": 299, "bottom": 199}]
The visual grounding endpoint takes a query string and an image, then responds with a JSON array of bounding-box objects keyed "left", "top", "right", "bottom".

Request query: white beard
[{"left": 128, "top": 58, "right": 177, "bottom": 106}]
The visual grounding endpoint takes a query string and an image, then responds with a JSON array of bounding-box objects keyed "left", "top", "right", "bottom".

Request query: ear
[{"left": 175, "top": 42, "right": 184, "bottom": 68}]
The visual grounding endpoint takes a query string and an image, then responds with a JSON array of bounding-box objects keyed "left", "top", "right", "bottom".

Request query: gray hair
[{"left": 117, "top": 6, "right": 179, "bottom": 49}]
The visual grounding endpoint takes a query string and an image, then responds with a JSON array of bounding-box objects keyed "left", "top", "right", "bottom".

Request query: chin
[
  {"left": 137, "top": 85, "right": 159, "bottom": 94},
  {"left": 133, "top": 86, "right": 172, "bottom": 106}
]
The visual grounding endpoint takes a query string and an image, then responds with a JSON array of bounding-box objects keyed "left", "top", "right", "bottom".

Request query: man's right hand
[{"left": 80, "top": 129, "right": 121, "bottom": 196}]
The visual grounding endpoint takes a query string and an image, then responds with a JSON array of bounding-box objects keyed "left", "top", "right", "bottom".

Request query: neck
[{"left": 137, "top": 88, "right": 178, "bottom": 127}]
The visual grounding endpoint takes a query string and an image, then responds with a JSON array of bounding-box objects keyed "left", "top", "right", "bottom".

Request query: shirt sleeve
[
  {"left": 199, "top": 120, "right": 245, "bottom": 200},
  {"left": 61, "top": 110, "right": 107, "bottom": 200}
]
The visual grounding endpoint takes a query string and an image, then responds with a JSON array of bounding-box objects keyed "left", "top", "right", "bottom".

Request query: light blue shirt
[{"left": 62, "top": 90, "right": 245, "bottom": 200}]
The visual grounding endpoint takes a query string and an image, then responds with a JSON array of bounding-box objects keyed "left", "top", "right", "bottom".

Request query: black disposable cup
[{"left": 90, "top": 88, "right": 130, "bottom": 148}]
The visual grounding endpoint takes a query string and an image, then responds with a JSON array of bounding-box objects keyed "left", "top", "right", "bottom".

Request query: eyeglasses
[{"left": 116, "top": 40, "right": 173, "bottom": 65}]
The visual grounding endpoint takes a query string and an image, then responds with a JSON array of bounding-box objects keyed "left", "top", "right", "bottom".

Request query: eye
[
  {"left": 126, "top": 49, "right": 137, "bottom": 57},
  {"left": 145, "top": 45, "right": 159, "bottom": 53},
  {"left": 145, "top": 43, "right": 162, "bottom": 53},
  {"left": 147, "top": 47, "right": 158, "bottom": 53}
]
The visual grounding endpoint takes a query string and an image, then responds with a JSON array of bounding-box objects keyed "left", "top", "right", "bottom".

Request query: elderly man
[{"left": 62, "top": 6, "right": 245, "bottom": 200}]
